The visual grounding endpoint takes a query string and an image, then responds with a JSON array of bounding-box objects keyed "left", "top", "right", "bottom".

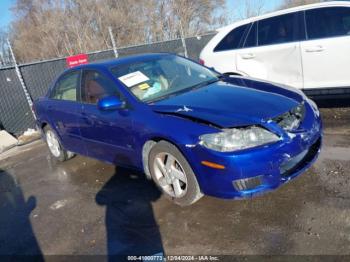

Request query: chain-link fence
[
  {"left": 0, "top": 67, "right": 36, "bottom": 134},
  {"left": 0, "top": 33, "right": 215, "bottom": 135}
]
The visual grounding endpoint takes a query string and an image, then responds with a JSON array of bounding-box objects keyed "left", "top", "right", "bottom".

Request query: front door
[
  {"left": 208, "top": 23, "right": 250, "bottom": 73},
  {"left": 79, "top": 69, "right": 135, "bottom": 165},
  {"left": 236, "top": 12, "right": 304, "bottom": 89}
]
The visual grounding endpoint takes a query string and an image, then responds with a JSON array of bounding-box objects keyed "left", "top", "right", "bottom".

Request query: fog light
[{"left": 232, "top": 175, "right": 263, "bottom": 191}]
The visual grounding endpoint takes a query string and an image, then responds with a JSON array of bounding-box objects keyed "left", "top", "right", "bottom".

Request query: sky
[
  {"left": 226, "top": 0, "right": 283, "bottom": 21},
  {"left": 0, "top": 0, "right": 13, "bottom": 30},
  {"left": 0, "top": 0, "right": 283, "bottom": 31}
]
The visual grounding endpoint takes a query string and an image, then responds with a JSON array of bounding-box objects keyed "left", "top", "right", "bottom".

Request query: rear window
[
  {"left": 306, "top": 7, "right": 350, "bottom": 40},
  {"left": 214, "top": 24, "right": 248, "bottom": 52},
  {"left": 50, "top": 71, "right": 79, "bottom": 101}
]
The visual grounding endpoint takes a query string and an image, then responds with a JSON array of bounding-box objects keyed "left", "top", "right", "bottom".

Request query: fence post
[
  {"left": 180, "top": 21, "right": 188, "bottom": 58},
  {"left": 108, "top": 26, "right": 119, "bottom": 58},
  {"left": 7, "top": 39, "right": 36, "bottom": 120}
]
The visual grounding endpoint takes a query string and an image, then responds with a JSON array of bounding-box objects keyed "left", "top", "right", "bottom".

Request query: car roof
[
  {"left": 218, "top": 1, "right": 350, "bottom": 33},
  {"left": 66, "top": 53, "right": 173, "bottom": 72}
]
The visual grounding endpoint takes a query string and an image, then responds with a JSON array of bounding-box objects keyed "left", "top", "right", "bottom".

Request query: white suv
[{"left": 200, "top": 1, "right": 350, "bottom": 95}]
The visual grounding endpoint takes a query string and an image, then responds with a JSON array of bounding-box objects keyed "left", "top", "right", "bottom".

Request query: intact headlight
[{"left": 199, "top": 126, "right": 280, "bottom": 152}]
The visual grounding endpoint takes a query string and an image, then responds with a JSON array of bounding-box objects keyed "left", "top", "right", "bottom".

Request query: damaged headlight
[
  {"left": 307, "top": 98, "right": 319, "bottom": 117},
  {"left": 274, "top": 102, "right": 305, "bottom": 131},
  {"left": 199, "top": 126, "right": 280, "bottom": 152}
]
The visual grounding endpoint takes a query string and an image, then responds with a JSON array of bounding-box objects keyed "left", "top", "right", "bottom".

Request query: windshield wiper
[
  {"left": 182, "top": 78, "right": 220, "bottom": 91},
  {"left": 187, "top": 78, "right": 220, "bottom": 91},
  {"left": 217, "top": 74, "right": 226, "bottom": 80}
]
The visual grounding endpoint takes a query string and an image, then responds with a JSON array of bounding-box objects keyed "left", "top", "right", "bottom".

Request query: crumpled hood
[{"left": 150, "top": 80, "right": 303, "bottom": 128}]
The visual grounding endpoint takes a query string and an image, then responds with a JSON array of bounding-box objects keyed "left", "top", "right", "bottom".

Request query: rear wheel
[
  {"left": 44, "top": 125, "right": 73, "bottom": 162},
  {"left": 149, "top": 141, "right": 203, "bottom": 206}
]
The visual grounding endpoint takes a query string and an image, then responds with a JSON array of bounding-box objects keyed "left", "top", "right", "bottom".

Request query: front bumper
[{"left": 184, "top": 101, "right": 322, "bottom": 199}]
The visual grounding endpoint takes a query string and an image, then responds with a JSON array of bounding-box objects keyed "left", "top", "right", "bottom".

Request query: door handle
[
  {"left": 241, "top": 53, "right": 256, "bottom": 59},
  {"left": 305, "top": 45, "right": 324, "bottom": 52}
]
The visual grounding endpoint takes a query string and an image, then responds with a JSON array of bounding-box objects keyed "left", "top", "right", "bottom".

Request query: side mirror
[{"left": 98, "top": 96, "right": 125, "bottom": 111}]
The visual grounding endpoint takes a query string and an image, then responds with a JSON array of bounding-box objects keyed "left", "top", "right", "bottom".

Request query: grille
[{"left": 280, "top": 138, "right": 321, "bottom": 177}]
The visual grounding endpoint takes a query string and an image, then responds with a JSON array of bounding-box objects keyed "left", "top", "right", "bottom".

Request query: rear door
[
  {"left": 79, "top": 69, "right": 135, "bottom": 164},
  {"left": 48, "top": 70, "right": 85, "bottom": 154},
  {"left": 236, "top": 12, "right": 305, "bottom": 89},
  {"left": 301, "top": 6, "right": 350, "bottom": 89}
]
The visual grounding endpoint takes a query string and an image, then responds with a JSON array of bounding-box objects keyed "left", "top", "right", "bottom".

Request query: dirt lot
[{"left": 0, "top": 99, "right": 350, "bottom": 260}]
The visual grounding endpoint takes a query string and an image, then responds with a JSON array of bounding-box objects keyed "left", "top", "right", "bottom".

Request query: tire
[
  {"left": 149, "top": 141, "right": 203, "bottom": 206},
  {"left": 43, "top": 125, "right": 73, "bottom": 162}
]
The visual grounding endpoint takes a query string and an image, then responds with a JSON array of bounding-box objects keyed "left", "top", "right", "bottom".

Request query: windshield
[{"left": 110, "top": 55, "right": 219, "bottom": 103}]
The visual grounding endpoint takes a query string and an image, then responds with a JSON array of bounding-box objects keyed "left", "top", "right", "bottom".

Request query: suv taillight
[{"left": 199, "top": 59, "right": 205, "bottom": 65}]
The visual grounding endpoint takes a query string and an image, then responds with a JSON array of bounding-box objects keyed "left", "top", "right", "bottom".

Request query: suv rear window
[
  {"left": 214, "top": 24, "right": 249, "bottom": 52},
  {"left": 306, "top": 7, "right": 350, "bottom": 40}
]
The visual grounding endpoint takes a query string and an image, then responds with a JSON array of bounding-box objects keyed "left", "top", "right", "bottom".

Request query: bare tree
[
  {"left": 171, "top": 0, "right": 226, "bottom": 37},
  {"left": 279, "top": 0, "right": 323, "bottom": 9},
  {"left": 230, "top": 0, "right": 269, "bottom": 21},
  {"left": 243, "top": 0, "right": 266, "bottom": 18},
  {"left": 9, "top": 0, "right": 226, "bottom": 63},
  {"left": 0, "top": 30, "right": 12, "bottom": 67}
]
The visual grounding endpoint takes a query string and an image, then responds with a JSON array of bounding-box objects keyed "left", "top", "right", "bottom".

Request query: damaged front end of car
[{"left": 151, "top": 98, "right": 322, "bottom": 199}]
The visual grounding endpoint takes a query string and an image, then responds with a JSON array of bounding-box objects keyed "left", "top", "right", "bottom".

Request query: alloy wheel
[
  {"left": 153, "top": 152, "right": 188, "bottom": 198},
  {"left": 46, "top": 130, "right": 61, "bottom": 157}
]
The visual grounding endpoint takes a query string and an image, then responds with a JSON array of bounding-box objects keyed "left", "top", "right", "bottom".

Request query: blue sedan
[{"left": 34, "top": 53, "right": 322, "bottom": 206}]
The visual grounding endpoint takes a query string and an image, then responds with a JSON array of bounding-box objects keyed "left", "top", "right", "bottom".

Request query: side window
[
  {"left": 51, "top": 71, "right": 79, "bottom": 101},
  {"left": 306, "top": 7, "right": 350, "bottom": 40},
  {"left": 214, "top": 24, "right": 249, "bottom": 52},
  {"left": 81, "top": 70, "right": 120, "bottom": 104},
  {"left": 243, "top": 22, "right": 257, "bottom": 48},
  {"left": 258, "top": 12, "right": 300, "bottom": 46}
]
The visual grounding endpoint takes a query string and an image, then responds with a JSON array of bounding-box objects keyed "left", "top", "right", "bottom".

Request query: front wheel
[{"left": 149, "top": 141, "right": 203, "bottom": 206}]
